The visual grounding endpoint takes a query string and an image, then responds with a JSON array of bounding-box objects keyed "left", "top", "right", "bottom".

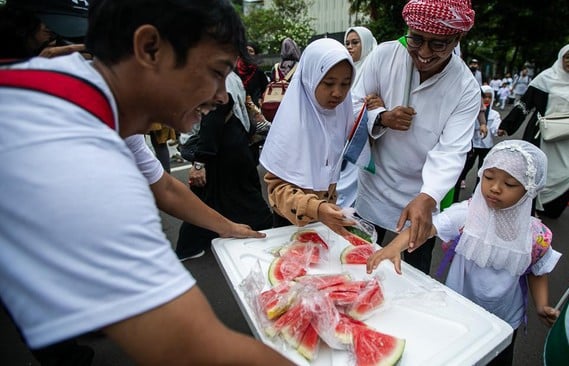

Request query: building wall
[{"left": 257, "top": 0, "right": 364, "bottom": 35}]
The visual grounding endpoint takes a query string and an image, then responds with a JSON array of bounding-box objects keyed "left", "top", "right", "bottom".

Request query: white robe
[{"left": 351, "top": 40, "right": 480, "bottom": 230}]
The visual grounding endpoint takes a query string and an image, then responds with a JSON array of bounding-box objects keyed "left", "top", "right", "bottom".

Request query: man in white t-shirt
[
  {"left": 351, "top": 0, "right": 480, "bottom": 274},
  {"left": 0, "top": 1, "right": 293, "bottom": 365}
]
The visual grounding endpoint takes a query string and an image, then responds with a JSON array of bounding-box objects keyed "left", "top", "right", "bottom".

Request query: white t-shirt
[
  {"left": 0, "top": 54, "right": 195, "bottom": 348},
  {"left": 125, "top": 134, "right": 164, "bottom": 185},
  {"left": 352, "top": 41, "right": 480, "bottom": 230},
  {"left": 433, "top": 201, "right": 561, "bottom": 329}
]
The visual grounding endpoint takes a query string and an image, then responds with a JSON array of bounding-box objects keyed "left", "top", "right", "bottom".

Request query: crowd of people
[{"left": 1, "top": 0, "right": 568, "bottom": 365}]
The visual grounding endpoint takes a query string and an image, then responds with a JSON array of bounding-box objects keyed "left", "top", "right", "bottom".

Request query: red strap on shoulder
[{"left": 0, "top": 69, "right": 115, "bottom": 130}]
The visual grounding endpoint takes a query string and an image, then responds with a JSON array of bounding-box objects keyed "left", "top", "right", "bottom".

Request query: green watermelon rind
[
  {"left": 346, "top": 226, "right": 373, "bottom": 243},
  {"left": 376, "top": 338, "right": 406, "bottom": 366}
]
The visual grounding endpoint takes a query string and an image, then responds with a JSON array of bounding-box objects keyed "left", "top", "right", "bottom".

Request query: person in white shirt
[
  {"left": 351, "top": 0, "right": 480, "bottom": 274},
  {"left": 0, "top": 0, "right": 293, "bottom": 365}
]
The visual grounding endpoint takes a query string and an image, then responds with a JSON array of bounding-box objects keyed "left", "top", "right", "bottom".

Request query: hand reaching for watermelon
[
  {"left": 366, "top": 230, "right": 411, "bottom": 275},
  {"left": 317, "top": 202, "right": 356, "bottom": 237},
  {"left": 395, "top": 193, "right": 437, "bottom": 249}
]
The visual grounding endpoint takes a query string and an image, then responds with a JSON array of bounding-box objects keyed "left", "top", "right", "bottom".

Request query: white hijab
[
  {"left": 225, "top": 71, "right": 250, "bottom": 132},
  {"left": 455, "top": 140, "right": 548, "bottom": 276},
  {"left": 260, "top": 38, "right": 355, "bottom": 191},
  {"left": 344, "top": 26, "right": 377, "bottom": 86},
  {"left": 530, "top": 44, "right": 569, "bottom": 110}
]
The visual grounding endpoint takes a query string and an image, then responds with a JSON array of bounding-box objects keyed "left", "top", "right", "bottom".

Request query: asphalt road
[{"left": 1, "top": 104, "right": 568, "bottom": 365}]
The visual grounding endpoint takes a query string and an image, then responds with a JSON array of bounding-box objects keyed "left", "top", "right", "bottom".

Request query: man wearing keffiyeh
[{"left": 350, "top": 0, "right": 480, "bottom": 274}]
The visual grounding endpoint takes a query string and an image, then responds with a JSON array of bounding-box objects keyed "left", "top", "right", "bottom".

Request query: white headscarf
[
  {"left": 260, "top": 38, "right": 355, "bottom": 191},
  {"left": 225, "top": 71, "right": 250, "bottom": 132},
  {"left": 344, "top": 26, "right": 377, "bottom": 86},
  {"left": 530, "top": 44, "right": 569, "bottom": 110},
  {"left": 455, "top": 140, "right": 548, "bottom": 276}
]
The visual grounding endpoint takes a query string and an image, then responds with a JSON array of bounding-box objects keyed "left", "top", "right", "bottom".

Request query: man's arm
[
  {"left": 104, "top": 286, "right": 293, "bottom": 365},
  {"left": 151, "top": 172, "right": 265, "bottom": 239}
]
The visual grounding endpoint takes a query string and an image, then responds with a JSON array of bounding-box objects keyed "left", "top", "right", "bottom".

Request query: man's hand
[
  {"left": 379, "top": 106, "right": 416, "bottom": 131},
  {"left": 217, "top": 221, "right": 266, "bottom": 239},
  {"left": 189, "top": 167, "right": 206, "bottom": 187},
  {"left": 317, "top": 203, "right": 356, "bottom": 237},
  {"left": 395, "top": 193, "right": 436, "bottom": 249}
]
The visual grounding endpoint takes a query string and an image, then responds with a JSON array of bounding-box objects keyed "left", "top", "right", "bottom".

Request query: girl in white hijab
[
  {"left": 260, "top": 38, "right": 357, "bottom": 236},
  {"left": 500, "top": 44, "right": 569, "bottom": 219},
  {"left": 337, "top": 26, "right": 379, "bottom": 208},
  {"left": 367, "top": 140, "right": 561, "bottom": 366}
]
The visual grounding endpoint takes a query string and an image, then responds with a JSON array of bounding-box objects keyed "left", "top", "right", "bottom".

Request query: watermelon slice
[
  {"left": 291, "top": 229, "right": 329, "bottom": 250},
  {"left": 268, "top": 256, "right": 307, "bottom": 286},
  {"left": 297, "top": 323, "right": 320, "bottom": 361},
  {"left": 345, "top": 227, "right": 374, "bottom": 244},
  {"left": 346, "top": 279, "right": 384, "bottom": 320},
  {"left": 352, "top": 326, "right": 405, "bottom": 366},
  {"left": 334, "top": 313, "right": 368, "bottom": 344},
  {"left": 278, "top": 241, "right": 320, "bottom": 264},
  {"left": 340, "top": 244, "right": 375, "bottom": 264},
  {"left": 294, "top": 273, "right": 352, "bottom": 290},
  {"left": 344, "top": 231, "right": 373, "bottom": 246},
  {"left": 268, "top": 301, "right": 313, "bottom": 348},
  {"left": 258, "top": 281, "right": 297, "bottom": 320}
]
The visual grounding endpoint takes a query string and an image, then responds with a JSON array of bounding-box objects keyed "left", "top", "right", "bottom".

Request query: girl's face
[
  {"left": 481, "top": 167, "right": 526, "bottom": 209},
  {"left": 482, "top": 92, "right": 492, "bottom": 107},
  {"left": 345, "top": 31, "right": 362, "bottom": 62},
  {"left": 315, "top": 60, "right": 352, "bottom": 110}
]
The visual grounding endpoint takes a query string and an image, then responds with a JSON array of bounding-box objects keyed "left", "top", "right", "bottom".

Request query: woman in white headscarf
[
  {"left": 500, "top": 44, "right": 569, "bottom": 219},
  {"left": 336, "top": 26, "right": 379, "bottom": 208},
  {"left": 260, "top": 38, "right": 357, "bottom": 236}
]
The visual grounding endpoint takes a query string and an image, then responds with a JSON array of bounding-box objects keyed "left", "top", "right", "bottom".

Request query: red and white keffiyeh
[{"left": 402, "top": 0, "right": 475, "bottom": 35}]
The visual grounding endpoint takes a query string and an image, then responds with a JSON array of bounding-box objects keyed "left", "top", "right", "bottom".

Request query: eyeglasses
[{"left": 405, "top": 35, "right": 456, "bottom": 52}]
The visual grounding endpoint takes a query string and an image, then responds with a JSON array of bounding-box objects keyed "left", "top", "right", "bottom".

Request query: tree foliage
[
  {"left": 241, "top": 0, "right": 315, "bottom": 54},
  {"left": 348, "top": 0, "right": 569, "bottom": 76}
]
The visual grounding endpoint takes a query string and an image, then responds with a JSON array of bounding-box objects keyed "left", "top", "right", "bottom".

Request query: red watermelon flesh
[
  {"left": 334, "top": 313, "right": 368, "bottom": 344},
  {"left": 275, "top": 302, "right": 314, "bottom": 348},
  {"left": 340, "top": 244, "right": 375, "bottom": 264},
  {"left": 294, "top": 273, "right": 352, "bottom": 290},
  {"left": 278, "top": 241, "right": 320, "bottom": 264},
  {"left": 258, "top": 281, "right": 297, "bottom": 320},
  {"left": 292, "top": 230, "right": 329, "bottom": 250},
  {"left": 352, "top": 326, "right": 405, "bottom": 366},
  {"left": 346, "top": 279, "right": 384, "bottom": 320},
  {"left": 297, "top": 323, "right": 320, "bottom": 361},
  {"left": 345, "top": 232, "right": 373, "bottom": 246},
  {"left": 268, "top": 256, "right": 307, "bottom": 286}
]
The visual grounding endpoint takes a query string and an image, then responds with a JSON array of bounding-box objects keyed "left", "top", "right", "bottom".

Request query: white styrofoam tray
[{"left": 212, "top": 223, "right": 513, "bottom": 366}]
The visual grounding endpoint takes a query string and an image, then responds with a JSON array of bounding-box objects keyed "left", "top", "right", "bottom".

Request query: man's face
[
  {"left": 151, "top": 39, "right": 238, "bottom": 132},
  {"left": 406, "top": 28, "right": 459, "bottom": 80}
]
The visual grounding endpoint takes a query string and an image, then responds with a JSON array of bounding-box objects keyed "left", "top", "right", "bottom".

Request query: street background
[{"left": 1, "top": 104, "right": 568, "bottom": 365}]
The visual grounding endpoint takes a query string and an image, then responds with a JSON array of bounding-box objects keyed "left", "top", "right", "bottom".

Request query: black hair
[
  {"left": 0, "top": 5, "right": 43, "bottom": 58},
  {"left": 85, "top": 0, "right": 248, "bottom": 67}
]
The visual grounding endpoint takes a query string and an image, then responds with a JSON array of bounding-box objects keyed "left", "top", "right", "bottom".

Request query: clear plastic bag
[{"left": 342, "top": 208, "right": 378, "bottom": 244}]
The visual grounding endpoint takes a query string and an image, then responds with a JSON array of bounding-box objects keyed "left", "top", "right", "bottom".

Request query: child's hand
[
  {"left": 537, "top": 306, "right": 560, "bottom": 327},
  {"left": 366, "top": 246, "right": 403, "bottom": 275},
  {"left": 365, "top": 93, "right": 384, "bottom": 111},
  {"left": 366, "top": 229, "right": 411, "bottom": 275},
  {"left": 318, "top": 203, "right": 356, "bottom": 237}
]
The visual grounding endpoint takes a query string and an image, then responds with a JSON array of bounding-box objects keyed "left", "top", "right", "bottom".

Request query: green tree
[{"left": 241, "top": 0, "right": 315, "bottom": 54}]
